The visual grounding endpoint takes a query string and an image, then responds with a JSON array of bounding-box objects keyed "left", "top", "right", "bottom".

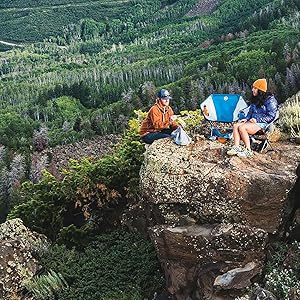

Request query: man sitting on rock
[{"left": 140, "top": 89, "right": 178, "bottom": 144}]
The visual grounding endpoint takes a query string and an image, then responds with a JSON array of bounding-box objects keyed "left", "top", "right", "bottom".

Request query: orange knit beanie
[{"left": 253, "top": 78, "right": 267, "bottom": 92}]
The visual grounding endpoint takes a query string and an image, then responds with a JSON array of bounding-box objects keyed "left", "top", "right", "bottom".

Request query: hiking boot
[
  {"left": 227, "top": 145, "right": 243, "bottom": 156},
  {"left": 237, "top": 148, "right": 253, "bottom": 158}
]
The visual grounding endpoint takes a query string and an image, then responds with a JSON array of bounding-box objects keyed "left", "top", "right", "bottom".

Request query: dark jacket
[{"left": 246, "top": 95, "right": 278, "bottom": 124}]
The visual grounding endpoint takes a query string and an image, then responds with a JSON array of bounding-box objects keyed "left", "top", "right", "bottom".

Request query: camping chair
[
  {"left": 249, "top": 110, "right": 279, "bottom": 153},
  {"left": 200, "top": 94, "right": 249, "bottom": 139}
]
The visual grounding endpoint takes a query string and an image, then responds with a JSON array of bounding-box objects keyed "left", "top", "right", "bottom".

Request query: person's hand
[
  {"left": 238, "top": 119, "right": 247, "bottom": 123},
  {"left": 170, "top": 115, "right": 177, "bottom": 122},
  {"left": 249, "top": 118, "right": 257, "bottom": 123}
]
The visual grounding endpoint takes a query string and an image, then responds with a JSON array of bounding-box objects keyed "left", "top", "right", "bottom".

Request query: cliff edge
[{"left": 139, "top": 138, "right": 300, "bottom": 299}]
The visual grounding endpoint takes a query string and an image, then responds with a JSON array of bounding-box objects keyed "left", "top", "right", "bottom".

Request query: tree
[
  {"left": 0, "top": 111, "right": 34, "bottom": 150},
  {"left": 8, "top": 154, "right": 25, "bottom": 195},
  {"left": 228, "top": 49, "right": 276, "bottom": 84},
  {"left": 33, "top": 126, "right": 49, "bottom": 152},
  {"left": 80, "top": 19, "right": 101, "bottom": 41}
]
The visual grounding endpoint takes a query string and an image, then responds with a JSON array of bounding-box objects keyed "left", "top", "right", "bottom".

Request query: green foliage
[
  {"left": 265, "top": 268, "right": 300, "bottom": 299},
  {"left": 228, "top": 49, "right": 277, "bottom": 83},
  {"left": 177, "top": 110, "right": 203, "bottom": 133},
  {"left": 24, "top": 270, "right": 68, "bottom": 300},
  {"left": 278, "top": 92, "right": 300, "bottom": 137},
  {"left": 48, "top": 126, "right": 94, "bottom": 147},
  {"left": 8, "top": 171, "right": 65, "bottom": 239},
  {"left": 40, "top": 231, "right": 164, "bottom": 300},
  {"left": 56, "top": 224, "right": 95, "bottom": 249},
  {"left": 1, "top": 15, "right": 299, "bottom": 150},
  {"left": 101, "top": 290, "right": 142, "bottom": 300},
  {"left": 265, "top": 241, "right": 300, "bottom": 299},
  {"left": 92, "top": 115, "right": 145, "bottom": 193},
  {"left": 8, "top": 116, "right": 144, "bottom": 240},
  {"left": 54, "top": 96, "right": 86, "bottom": 122},
  {"left": 1, "top": 0, "right": 300, "bottom": 232},
  {"left": 0, "top": 111, "right": 36, "bottom": 150},
  {"left": 0, "top": 0, "right": 153, "bottom": 42}
]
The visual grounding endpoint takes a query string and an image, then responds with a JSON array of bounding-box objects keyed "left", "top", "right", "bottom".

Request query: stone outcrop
[
  {"left": 149, "top": 224, "right": 267, "bottom": 300},
  {"left": 290, "top": 163, "right": 300, "bottom": 241},
  {"left": 0, "top": 219, "right": 50, "bottom": 299},
  {"left": 140, "top": 138, "right": 300, "bottom": 299},
  {"left": 141, "top": 139, "right": 299, "bottom": 233}
]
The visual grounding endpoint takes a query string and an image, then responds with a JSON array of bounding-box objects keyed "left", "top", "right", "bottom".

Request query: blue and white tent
[{"left": 200, "top": 94, "right": 249, "bottom": 123}]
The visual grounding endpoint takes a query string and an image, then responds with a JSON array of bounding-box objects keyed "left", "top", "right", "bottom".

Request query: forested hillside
[
  {"left": 0, "top": 1, "right": 300, "bottom": 298},
  {"left": 0, "top": 0, "right": 299, "bottom": 152}
]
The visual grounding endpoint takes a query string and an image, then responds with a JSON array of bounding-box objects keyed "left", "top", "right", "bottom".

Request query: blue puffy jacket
[{"left": 246, "top": 95, "right": 278, "bottom": 124}]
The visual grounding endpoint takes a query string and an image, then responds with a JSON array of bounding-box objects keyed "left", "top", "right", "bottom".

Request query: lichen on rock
[
  {"left": 140, "top": 139, "right": 299, "bottom": 233},
  {"left": 140, "top": 138, "right": 300, "bottom": 299},
  {"left": 0, "top": 218, "right": 50, "bottom": 299}
]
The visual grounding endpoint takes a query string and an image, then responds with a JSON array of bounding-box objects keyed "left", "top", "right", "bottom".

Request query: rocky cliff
[
  {"left": 0, "top": 219, "right": 50, "bottom": 299},
  {"left": 139, "top": 138, "right": 300, "bottom": 299}
]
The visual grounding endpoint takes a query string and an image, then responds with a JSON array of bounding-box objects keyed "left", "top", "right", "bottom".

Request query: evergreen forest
[{"left": 0, "top": 0, "right": 300, "bottom": 299}]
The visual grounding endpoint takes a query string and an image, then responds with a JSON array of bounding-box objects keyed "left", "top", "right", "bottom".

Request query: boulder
[
  {"left": 0, "top": 218, "right": 50, "bottom": 298},
  {"left": 141, "top": 139, "right": 300, "bottom": 233},
  {"left": 214, "top": 262, "right": 260, "bottom": 289},
  {"left": 149, "top": 223, "right": 267, "bottom": 300},
  {"left": 140, "top": 139, "right": 300, "bottom": 299},
  {"left": 250, "top": 286, "right": 277, "bottom": 300},
  {"left": 289, "top": 163, "right": 300, "bottom": 241}
]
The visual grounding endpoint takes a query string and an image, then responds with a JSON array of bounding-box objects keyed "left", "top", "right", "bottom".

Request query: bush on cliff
[
  {"left": 279, "top": 92, "right": 300, "bottom": 138},
  {"left": 39, "top": 230, "right": 164, "bottom": 300},
  {"left": 265, "top": 241, "right": 300, "bottom": 299},
  {"left": 8, "top": 115, "right": 144, "bottom": 242}
]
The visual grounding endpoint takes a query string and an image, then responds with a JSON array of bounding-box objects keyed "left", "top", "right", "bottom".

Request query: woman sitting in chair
[{"left": 227, "top": 78, "right": 278, "bottom": 158}]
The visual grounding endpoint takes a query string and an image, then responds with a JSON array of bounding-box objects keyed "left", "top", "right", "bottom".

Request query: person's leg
[
  {"left": 238, "top": 123, "right": 261, "bottom": 150},
  {"left": 227, "top": 123, "right": 244, "bottom": 156},
  {"left": 232, "top": 122, "right": 243, "bottom": 146},
  {"left": 161, "top": 128, "right": 173, "bottom": 135},
  {"left": 142, "top": 132, "right": 172, "bottom": 144}
]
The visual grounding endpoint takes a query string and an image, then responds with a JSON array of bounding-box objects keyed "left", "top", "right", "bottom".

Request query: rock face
[
  {"left": 149, "top": 224, "right": 267, "bottom": 300},
  {"left": 141, "top": 139, "right": 299, "bottom": 233},
  {"left": 140, "top": 138, "right": 300, "bottom": 299},
  {"left": 0, "top": 218, "right": 50, "bottom": 299},
  {"left": 290, "top": 163, "right": 300, "bottom": 241}
]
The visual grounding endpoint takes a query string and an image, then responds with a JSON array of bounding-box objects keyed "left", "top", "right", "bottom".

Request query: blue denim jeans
[{"left": 141, "top": 129, "right": 173, "bottom": 144}]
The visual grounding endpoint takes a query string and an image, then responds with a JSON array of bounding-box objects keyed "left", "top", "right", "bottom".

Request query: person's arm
[
  {"left": 169, "top": 108, "right": 179, "bottom": 129},
  {"left": 245, "top": 104, "right": 254, "bottom": 121},
  {"left": 149, "top": 106, "right": 171, "bottom": 131},
  {"left": 255, "top": 96, "right": 278, "bottom": 123}
]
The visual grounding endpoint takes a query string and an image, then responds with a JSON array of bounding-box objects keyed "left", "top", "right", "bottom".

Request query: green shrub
[
  {"left": 279, "top": 92, "right": 300, "bottom": 137},
  {"left": 8, "top": 115, "right": 144, "bottom": 241},
  {"left": 265, "top": 268, "right": 300, "bottom": 299},
  {"left": 40, "top": 231, "right": 164, "bottom": 300},
  {"left": 177, "top": 109, "right": 203, "bottom": 135},
  {"left": 24, "top": 270, "right": 68, "bottom": 300},
  {"left": 265, "top": 241, "right": 300, "bottom": 299}
]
